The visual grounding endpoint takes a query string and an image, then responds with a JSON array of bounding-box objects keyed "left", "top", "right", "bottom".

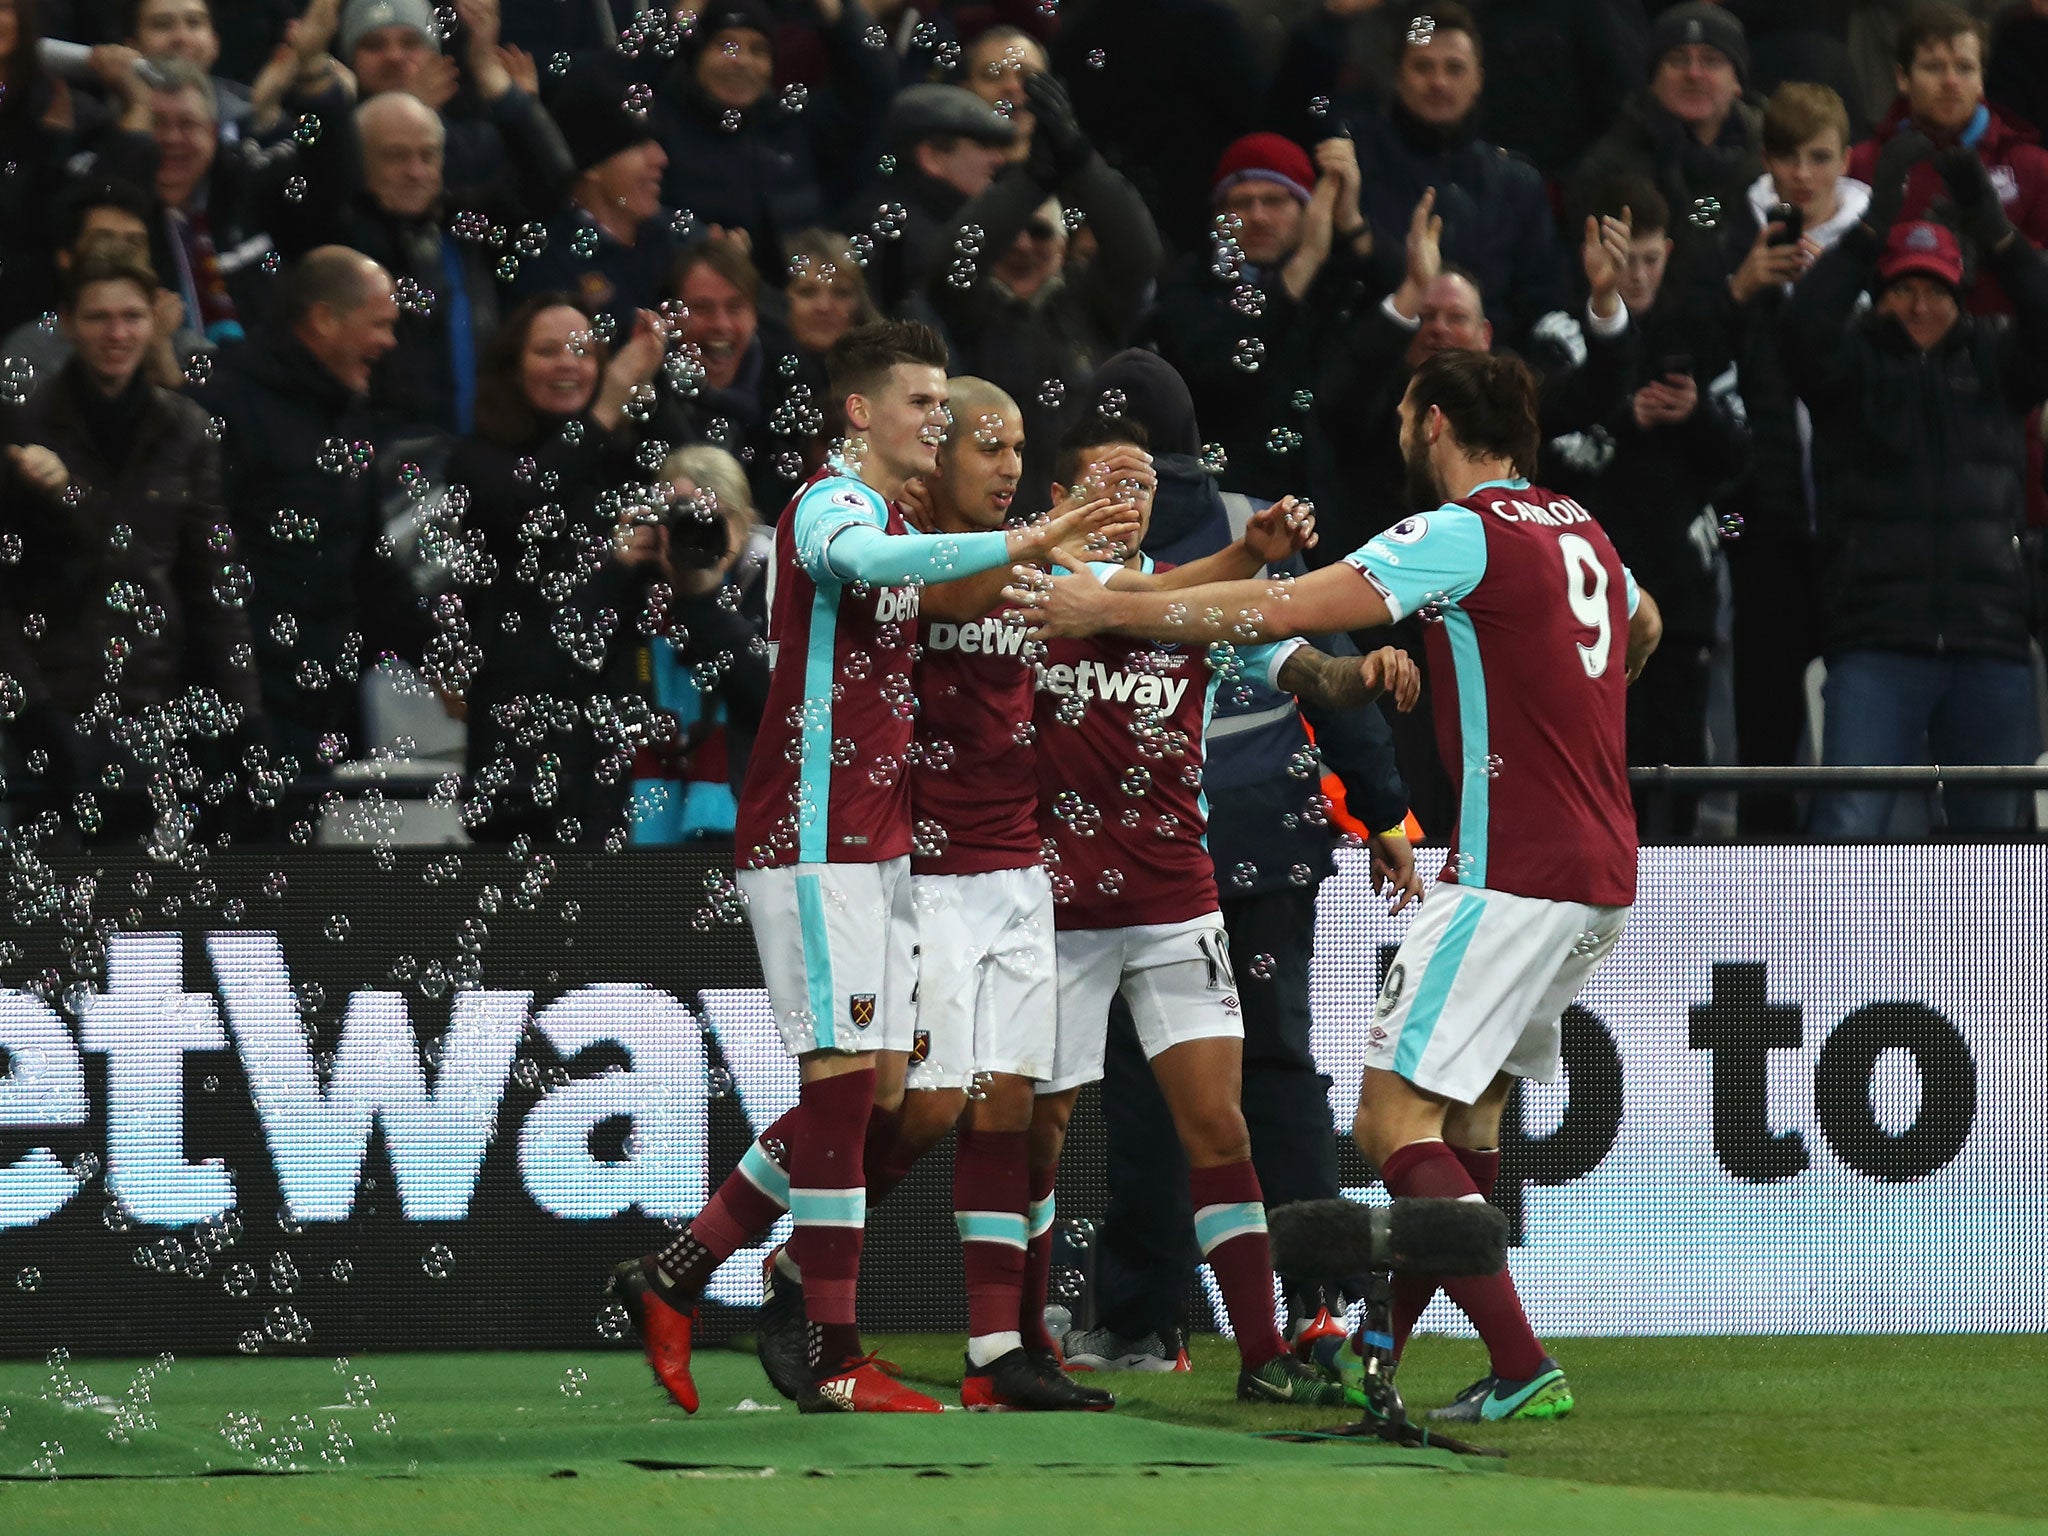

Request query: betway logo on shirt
[
  {"left": 1037, "top": 659, "right": 1190, "bottom": 713},
  {"left": 924, "top": 617, "right": 1030, "bottom": 658},
  {"left": 873, "top": 587, "right": 920, "bottom": 625}
]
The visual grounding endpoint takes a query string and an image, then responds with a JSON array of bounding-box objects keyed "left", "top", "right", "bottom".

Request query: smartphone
[
  {"left": 1766, "top": 202, "right": 1805, "bottom": 246},
  {"left": 1657, "top": 353, "right": 1695, "bottom": 379}
]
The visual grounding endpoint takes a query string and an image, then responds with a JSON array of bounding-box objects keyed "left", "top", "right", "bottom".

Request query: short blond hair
[
  {"left": 1762, "top": 82, "right": 1850, "bottom": 160},
  {"left": 659, "top": 444, "right": 758, "bottom": 540}
]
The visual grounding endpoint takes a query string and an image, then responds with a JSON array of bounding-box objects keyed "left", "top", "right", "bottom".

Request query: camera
[
  {"left": 1767, "top": 202, "right": 1805, "bottom": 247},
  {"left": 661, "top": 485, "right": 733, "bottom": 571}
]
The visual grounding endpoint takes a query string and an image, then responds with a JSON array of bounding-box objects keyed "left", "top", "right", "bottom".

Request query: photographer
[{"left": 625, "top": 444, "right": 770, "bottom": 845}]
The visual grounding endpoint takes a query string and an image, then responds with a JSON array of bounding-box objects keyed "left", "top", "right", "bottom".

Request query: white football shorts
[
  {"left": 735, "top": 856, "right": 916, "bottom": 1058},
  {"left": 1043, "top": 911, "right": 1243, "bottom": 1095},
  {"left": 905, "top": 865, "right": 1057, "bottom": 1090},
  {"left": 1366, "top": 881, "right": 1628, "bottom": 1104}
]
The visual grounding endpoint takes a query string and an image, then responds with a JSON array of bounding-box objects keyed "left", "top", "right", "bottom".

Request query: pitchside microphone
[{"left": 1268, "top": 1198, "right": 1509, "bottom": 1279}]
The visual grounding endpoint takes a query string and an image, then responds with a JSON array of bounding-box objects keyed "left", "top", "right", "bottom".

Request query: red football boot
[{"left": 610, "top": 1258, "right": 699, "bottom": 1413}]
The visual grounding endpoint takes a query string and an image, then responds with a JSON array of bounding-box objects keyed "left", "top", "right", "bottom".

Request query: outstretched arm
[
  {"left": 1011, "top": 558, "right": 1390, "bottom": 645},
  {"left": 1107, "top": 496, "right": 1319, "bottom": 592}
]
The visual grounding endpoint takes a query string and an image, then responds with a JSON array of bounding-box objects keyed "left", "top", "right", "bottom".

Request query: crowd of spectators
[{"left": 3, "top": 0, "right": 2046, "bottom": 851}]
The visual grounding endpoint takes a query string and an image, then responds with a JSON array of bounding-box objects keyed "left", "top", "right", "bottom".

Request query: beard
[{"left": 1401, "top": 425, "right": 1443, "bottom": 511}]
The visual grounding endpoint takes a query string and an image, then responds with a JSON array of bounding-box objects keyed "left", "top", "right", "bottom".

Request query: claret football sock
[
  {"left": 1389, "top": 1143, "right": 1503, "bottom": 1355},
  {"left": 1019, "top": 1161, "right": 1060, "bottom": 1352},
  {"left": 864, "top": 1103, "right": 924, "bottom": 1204},
  {"left": 1379, "top": 1138, "right": 1546, "bottom": 1382},
  {"left": 789, "top": 1068, "right": 878, "bottom": 1378},
  {"left": 954, "top": 1127, "right": 1030, "bottom": 1367},
  {"left": 653, "top": 1109, "right": 797, "bottom": 1299},
  {"left": 1189, "top": 1161, "right": 1289, "bottom": 1370}
]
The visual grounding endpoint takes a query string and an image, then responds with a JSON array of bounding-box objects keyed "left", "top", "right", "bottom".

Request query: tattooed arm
[{"left": 1274, "top": 644, "right": 1421, "bottom": 713}]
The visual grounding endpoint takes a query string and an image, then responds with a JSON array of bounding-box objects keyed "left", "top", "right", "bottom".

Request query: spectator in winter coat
[
  {"left": 1312, "top": 185, "right": 1638, "bottom": 560},
  {"left": 142, "top": 53, "right": 358, "bottom": 345},
  {"left": 0, "top": 254, "right": 261, "bottom": 840},
  {"left": 510, "top": 68, "right": 673, "bottom": 345},
  {"left": 1718, "top": 82, "right": 1871, "bottom": 835},
  {"left": 322, "top": 21, "right": 572, "bottom": 435},
  {"left": 448, "top": 291, "right": 673, "bottom": 845},
  {"left": 627, "top": 442, "right": 771, "bottom": 843},
  {"left": 1272, "top": 2, "right": 1573, "bottom": 357},
  {"left": 840, "top": 82, "right": 1015, "bottom": 321},
  {"left": 935, "top": 70, "right": 1162, "bottom": 518},
  {"left": 1785, "top": 140, "right": 2048, "bottom": 837},
  {"left": 0, "top": 177, "right": 209, "bottom": 389},
  {"left": 1847, "top": 2, "right": 2048, "bottom": 315},
  {"left": 650, "top": 0, "right": 893, "bottom": 288},
  {"left": 1571, "top": 2, "right": 1764, "bottom": 301},
  {"left": 194, "top": 246, "right": 428, "bottom": 767},
  {"left": 1547, "top": 183, "right": 1750, "bottom": 840},
  {"left": 659, "top": 238, "right": 823, "bottom": 515},
  {"left": 1140, "top": 131, "right": 1378, "bottom": 504}
]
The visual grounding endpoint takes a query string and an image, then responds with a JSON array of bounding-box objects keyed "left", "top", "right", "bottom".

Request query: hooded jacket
[
  {"left": 1089, "top": 349, "right": 1409, "bottom": 895},
  {"left": 1718, "top": 171, "right": 1871, "bottom": 540},
  {"left": 1781, "top": 223, "right": 2048, "bottom": 661}
]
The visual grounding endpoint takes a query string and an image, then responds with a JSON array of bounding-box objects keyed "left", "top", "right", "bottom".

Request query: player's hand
[
  {"left": 1066, "top": 442, "right": 1156, "bottom": 510},
  {"left": 1014, "top": 496, "right": 1139, "bottom": 566},
  {"left": 6, "top": 444, "right": 70, "bottom": 493},
  {"left": 898, "top": 474, "right": 936, "bottom": 532},
  {"left": 1004, "top": 558, "right": 1113, "bottom": 639},
  {"left": 1243, "top": 495, "right": 1318, "bottom": 563},
  {"left": 1368, "top": 828, "right": 1422, "bottom": 915},
  {"left": 1360, "top": 646, "right": 1421, "bottom": 711}
]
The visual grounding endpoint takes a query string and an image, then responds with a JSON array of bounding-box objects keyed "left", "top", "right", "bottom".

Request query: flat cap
[{"left": 885, "top": 83, "right": 1017, "bottom": 147}]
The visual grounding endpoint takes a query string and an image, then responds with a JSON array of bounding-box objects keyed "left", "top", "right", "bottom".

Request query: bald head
[
  {"left": 283, "top": 246, "right": 399, "bottom": 395},
  {"left": 945, "top": 376, "right": 1021, "bottom": 437},
  {"left": 934, "top": 375, "right": 1024, "bottom": 532},
  {"left": 358, "top": 92, "right": 446, "bottom": 218}
]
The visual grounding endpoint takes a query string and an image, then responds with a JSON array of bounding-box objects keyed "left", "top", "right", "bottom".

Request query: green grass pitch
[{"left": 2, "top": 1333, "right": 2044, "bottom": 1535}]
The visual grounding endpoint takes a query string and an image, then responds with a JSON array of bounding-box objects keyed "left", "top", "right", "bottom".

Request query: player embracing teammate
[
  {"left": 1015, "top": 349, "right": 1661, "bottom": 1423},
  {"left": 609, "top": 323, "right": 1125, "bottom": 1414}
]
